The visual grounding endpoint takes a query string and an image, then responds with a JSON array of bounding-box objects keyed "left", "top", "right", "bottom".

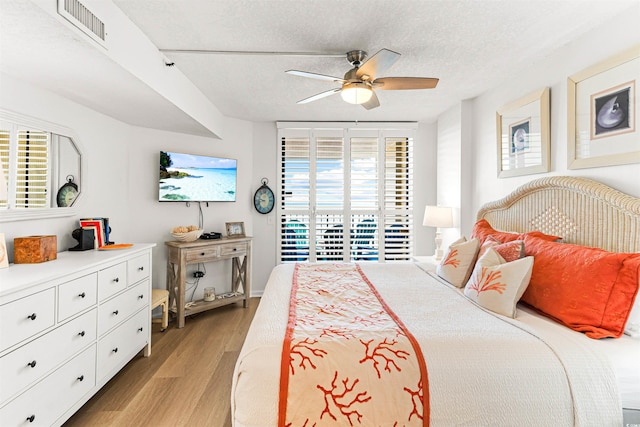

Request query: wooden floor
[{"left": 63, "top": 298, "right": 260, "bottom": 427}]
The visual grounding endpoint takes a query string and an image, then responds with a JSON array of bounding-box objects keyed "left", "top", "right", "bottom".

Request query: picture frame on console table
[
  {"left": 496, "top": 87, "right": 550, "bottom": 178},
  {"left": 226, "top": 221, "right": 245, "bottom": 237},
  {"left": 568, "top": 45, "right": 639, "bottom": 169}
]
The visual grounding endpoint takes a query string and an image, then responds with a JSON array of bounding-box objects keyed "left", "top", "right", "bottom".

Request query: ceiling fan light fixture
[{"left": 341, "top": 82, "right": 373, "bottom": 105}]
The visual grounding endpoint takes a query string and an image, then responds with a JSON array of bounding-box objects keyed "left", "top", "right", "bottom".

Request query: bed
[{"left": 232, "top": 176, "right": 640, "bottom": 426}]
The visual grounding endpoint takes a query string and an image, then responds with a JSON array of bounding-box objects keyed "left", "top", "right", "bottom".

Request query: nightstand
[{"left": 412, "top": 255, "right": 439, "bottom": 272}]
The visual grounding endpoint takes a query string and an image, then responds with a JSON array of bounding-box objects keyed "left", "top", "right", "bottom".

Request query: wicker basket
[{"left": 171, "top": 229, "right": 203, "bottom": 242}]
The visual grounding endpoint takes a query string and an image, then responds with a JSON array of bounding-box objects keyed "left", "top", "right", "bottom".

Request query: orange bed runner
[{"left": 279, "top": 263, "right": 429, "bottom": 426}]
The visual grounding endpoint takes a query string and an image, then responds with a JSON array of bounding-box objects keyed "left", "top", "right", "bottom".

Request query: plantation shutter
[
  {"left": 0, "top": 129, "right": 9, "bottom": 209},
  {"left": 16, "top": 130, "right": 49, "bottom": 208},
  {"left": 383, "top": 136, "right": 413, "bottom": 260},
  {"left": 279, "top": 131, "right": 311, "bottom": 262},
  {"left": 349, "top": 135, "right": 379, "bottom": 261},
  {"left": 278, "top": 124, "right": 415, "bottom": 263},
  {"left": 315, "top": 133, "right": 345, "bottom": 261}
]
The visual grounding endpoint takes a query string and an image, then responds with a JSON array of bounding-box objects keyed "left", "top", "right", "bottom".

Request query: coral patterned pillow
[
  {"left": 436, "top": 237, "right": 480, "bottom": 288},
  {"left": 464, "top": 248, "right": 534, "bottom": 318},
  {"left": 478, "top": 236, "right": 525, "bottom": 262}
]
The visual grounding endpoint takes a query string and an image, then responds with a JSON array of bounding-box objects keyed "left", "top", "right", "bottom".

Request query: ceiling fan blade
[
  {"left": 373, "top": 77, "right": 439, "bottom": 90},
  {"left": 286, "top": 70, "right": 345, "bottom": 83},
  {"left": 356, "top": 48, "right": 401, "bottom": 80},
  {"left": 361, "top": 91, "right": 380, "bottom": 110},
  {"left": 297, "top": 88, "right": 341, "bottom": 104}
]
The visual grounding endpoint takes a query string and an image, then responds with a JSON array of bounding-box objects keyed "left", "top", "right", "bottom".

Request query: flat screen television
[{"left": 159, "top": 151, "right": 237, "bottom": 202}]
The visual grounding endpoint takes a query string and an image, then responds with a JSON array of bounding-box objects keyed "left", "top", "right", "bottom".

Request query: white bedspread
[{"left": 232, "top": 263, "right": 622, "bottom": 426}]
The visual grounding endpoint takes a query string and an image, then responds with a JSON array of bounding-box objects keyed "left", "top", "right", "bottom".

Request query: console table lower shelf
[{"left": 165, "top": 237, "right": 252, "bottom": 328}]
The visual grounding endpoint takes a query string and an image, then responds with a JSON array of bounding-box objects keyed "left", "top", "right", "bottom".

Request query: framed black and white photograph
[
  {"left": 226, "top": 221, "right": 245, "bottom": 237},
  {"left": 568, "top": 46, "right": 639, "bottom": 169},
  {"left": 510, "top": 118, "right": 530, "bottom": 154},
  {"left": 496, "top": 87, "right": 550, "bottom": 178},
  {"left": 591, "top": 83, "right": 633, "bottom": 140}
]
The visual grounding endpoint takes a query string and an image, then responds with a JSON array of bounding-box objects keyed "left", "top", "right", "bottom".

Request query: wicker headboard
[{"left": 476, "top": 176, "right": 640, "bottom": 253}]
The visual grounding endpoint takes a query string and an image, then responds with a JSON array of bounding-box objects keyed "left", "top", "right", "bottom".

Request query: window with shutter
[
  {"left": 0, "top": 123, "right": 50, "bottom": 210},
  {"left": 278, "top": 124, "right": 415, "bottom": 263}
]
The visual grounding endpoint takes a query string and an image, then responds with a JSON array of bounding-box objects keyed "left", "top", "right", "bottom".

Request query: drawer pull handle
[
  {"left": 113, "top": 277, "right": 120, "bottom": 283},
  {"left": 27, "top": 360, "right": 37, "bottom": 368},
  {"left": 78, "top": 331, "right": 86, "bottom": 337},
  {"left": 138, "top": 294, "right": 144, "bottom": 299},
  {"left": 27, "top": 313, "right": 37, "bottom": 321},
  {"left": 201, "top": 252, "right": 205, "bottom": 256},
  {"left": 113, "top": 310, "right": 119, "bottom": 315},
  {"left": 138, "top": 266, "right": 144, "bottom": 271},
  {"left": 26, "top": 415, "right": 35, "bottom": 423},
  {"left": 112, "top": 347, "right": 118, "bottom": 353},
  {"left": 233, "top": 248, "right": 237, "bottom": 251},
  {"left": 138, "top": 327, "right": 144, "bottom": 332},
  {"left": 77, "top": 375, "right": 84, "bottom": 382},
  {"left": 78, "top": 292, "right": 86, "bottom": 298}
]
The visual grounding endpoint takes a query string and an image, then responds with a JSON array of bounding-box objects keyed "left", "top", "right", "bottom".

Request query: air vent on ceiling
[{"left": 57, "top": 0, "right": 106, "bottom": 48}]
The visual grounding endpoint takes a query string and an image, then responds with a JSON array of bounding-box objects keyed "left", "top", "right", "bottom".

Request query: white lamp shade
[
  {"left": 0, "top": 157, "right": 7, "bottom": 201},
  {"left": 423, "top": 205, "right": 454, "bottom": 228}
]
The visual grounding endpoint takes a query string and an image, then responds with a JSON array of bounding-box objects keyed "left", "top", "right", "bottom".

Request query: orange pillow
[
  {"left": 478, "top": 236, "right": 525, "bottom": 262},
  {"left": 522, "top": 235, "right": 640, "bottom": 339},
  {"left": 471, "top": 219, "right": 561, "bottom": 244}
]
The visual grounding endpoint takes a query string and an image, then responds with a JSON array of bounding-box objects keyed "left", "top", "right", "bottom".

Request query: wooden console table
[{"left": 165, "top": 237, "right": 251, "bottom": 328}]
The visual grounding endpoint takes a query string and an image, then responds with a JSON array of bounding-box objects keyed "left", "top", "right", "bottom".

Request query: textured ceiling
[{"left": 1, "top": 0, "right": 637, "bottom": 134}]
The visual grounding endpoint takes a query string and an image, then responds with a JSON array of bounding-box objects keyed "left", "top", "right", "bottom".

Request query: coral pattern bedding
[
  {"left": 279, "top": 263, "right": 428, "bottom": 426},
  {"left": 232, "top": 263, "right": 622, "bottom": 426}
]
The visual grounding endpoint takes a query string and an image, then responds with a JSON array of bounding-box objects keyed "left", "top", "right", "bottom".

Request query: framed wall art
[
  {"left": 496, "top": 87, "right": 550, "bottom": 178},
  {"left": 568, "top": 45, "right": 639, "bottom": 169},
  {"left": 225, "top": 221, "right": 245, "bottom": 237}
]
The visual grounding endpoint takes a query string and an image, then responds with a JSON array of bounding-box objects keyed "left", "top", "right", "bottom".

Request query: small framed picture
[
  {"left": 496, "top": 87, "right": 550, "bottom": 178},
  {"left": 225, "top": 222, "right": 245, "bottom": 237},
  {"left": 0, "top": 233, "right": 8, "bottom": 269}
]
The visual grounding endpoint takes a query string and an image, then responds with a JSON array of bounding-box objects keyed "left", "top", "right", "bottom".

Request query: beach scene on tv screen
[{"left": 159, "top": 151, "right": 237, "bottom": 201}]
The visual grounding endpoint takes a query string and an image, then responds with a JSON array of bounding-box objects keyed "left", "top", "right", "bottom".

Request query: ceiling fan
[{"left": 285, "top": 48, "right": 439, "bottom": 110}]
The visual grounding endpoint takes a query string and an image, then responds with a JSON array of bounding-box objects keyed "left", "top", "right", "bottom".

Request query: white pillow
[
  {"left": 436, "top": 237, "right": 480, "bottom": 288},
  {"left": 463, "top": 248, "right": 534, "bottom": 318}
]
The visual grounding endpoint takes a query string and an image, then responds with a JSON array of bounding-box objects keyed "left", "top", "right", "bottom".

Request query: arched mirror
[{"left": 0, "top": 109, "right": 84, "bottom": 222}]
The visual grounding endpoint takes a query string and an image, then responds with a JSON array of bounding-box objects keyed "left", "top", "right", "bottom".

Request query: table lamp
[{"left": 423, "top": 205, "right": 454, "bottom": 261}]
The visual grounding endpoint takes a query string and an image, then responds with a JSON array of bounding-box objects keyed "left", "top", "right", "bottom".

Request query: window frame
[{"left": 277, "top": 122, "right": 416, "bottom": 263}]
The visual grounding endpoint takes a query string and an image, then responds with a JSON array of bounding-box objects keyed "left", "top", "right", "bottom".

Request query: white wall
[
  {"left": 441, "top": 5, "right": 640, "bottom": 237},
  {"left": 0, "top": 73, "right": 256, "bottom": 301},
  {"left": 413, "top": 122, "right": 438, "bottom": 256}
]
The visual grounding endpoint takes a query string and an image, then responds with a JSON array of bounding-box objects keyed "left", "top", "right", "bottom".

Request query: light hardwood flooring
[{"left": 63, "top": 298, "right": 260, "bottom": 427}]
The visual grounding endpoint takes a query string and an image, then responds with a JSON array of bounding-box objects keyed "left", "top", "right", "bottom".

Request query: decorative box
[{"left": 14, "top": 235, "right": 57, "bottom": 264}]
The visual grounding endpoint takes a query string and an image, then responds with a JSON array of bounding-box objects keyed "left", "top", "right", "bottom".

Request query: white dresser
[{"left": 0, "top": 243, "right": 155, "bottom": 426}]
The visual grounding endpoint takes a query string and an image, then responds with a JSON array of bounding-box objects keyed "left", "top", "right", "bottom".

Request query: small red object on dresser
[{"left": 13, "top": 235, "right": 57, "bottom": 264}]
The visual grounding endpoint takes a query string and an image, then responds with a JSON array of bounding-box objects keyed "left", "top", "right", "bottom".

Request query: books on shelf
[{"left": 79, "top": 217, "right": 111, "bottom": 248}]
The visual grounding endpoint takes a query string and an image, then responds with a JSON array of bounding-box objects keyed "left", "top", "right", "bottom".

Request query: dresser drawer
[
  {"left": 58, "top": 273, "right": 98, "bottom": 321},
  {"left": 0, "top": 309, "right": 96, "bottom": 405},
  {"left": 97, "top": 308, "right": 148, "bottom": 380},
  {"left": 0, "top": 344, "right": 96, "bottom": 427},
  {"left": 127, "top": 253, "right": 150, "bottom": 285},
  {"left": 220, "top": 242, "right": 247, "bottom": 257},
  {"left": 185, "top": 245, "right": 220, "bottom": 262},
  {"left": 97, "top": 280, "right": 149, "bottom": 337},
  {"left": 0, "top": 288, "right": 56, "bottom": 353},
  {"left": 98, "top": 262, "right": 127, "bottom": 301}
]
